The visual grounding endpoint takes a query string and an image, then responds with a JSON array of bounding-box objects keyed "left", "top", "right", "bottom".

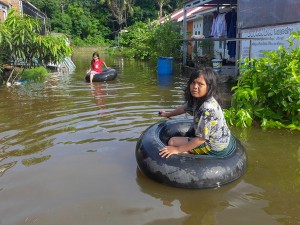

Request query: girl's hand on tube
[{"left": 158, "top": 111, "right": 169, "bottom": 118}]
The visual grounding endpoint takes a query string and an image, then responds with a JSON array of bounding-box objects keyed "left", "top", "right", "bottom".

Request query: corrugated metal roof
[
  {"left": 160, "top": 6, "right": 212, "bottom": 23},
  {"left": 184, "top": 0, "right": 237, "bottom": 8}
]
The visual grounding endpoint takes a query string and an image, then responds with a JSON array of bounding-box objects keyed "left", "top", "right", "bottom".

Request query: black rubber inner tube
[
  {"left": 85, "top": 68, "right": 117, "bottom": 82},
  {"left": 135, "top": 119, "right": 247, "bottom": 189}
]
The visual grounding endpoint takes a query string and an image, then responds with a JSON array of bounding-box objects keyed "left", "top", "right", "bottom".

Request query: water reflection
[
  {"left": 136, "top": 169, "right": 285, "bottom": 225},
  {"left": 21, "top": 155, "right": 51, "bottom": 166},
  {"left": 136, "top": 168, "right": 229, "bottom": 225},
  {"left": 0, "top": 161, "right": 17, "bottom": 177},
  {"left": 0, "top": 50, "right": 300, "bottom": 225},
  {"left": 90, "top": 83, "right": 107, "bottom": 114},
  {"left": 157, "top": 74, "right": 174, "bottom": 89}
]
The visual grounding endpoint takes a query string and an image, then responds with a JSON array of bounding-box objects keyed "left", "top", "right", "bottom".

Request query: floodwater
[{"left": 0, "top": 50, "right": 300, "bottom": 225}]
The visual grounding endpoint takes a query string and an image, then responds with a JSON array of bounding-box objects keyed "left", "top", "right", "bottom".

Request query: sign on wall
[{"left": 240, "top": 23, "right": 300, "bottom": 59}]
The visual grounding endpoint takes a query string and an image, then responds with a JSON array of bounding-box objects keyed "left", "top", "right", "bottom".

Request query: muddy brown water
[{"left": 0, "top": 50, "right": 300, "bottom": 225}]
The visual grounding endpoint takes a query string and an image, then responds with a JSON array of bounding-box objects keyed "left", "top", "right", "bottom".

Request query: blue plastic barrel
[{"left": 157, "top": 57, "right": 174, "bottom": 75}]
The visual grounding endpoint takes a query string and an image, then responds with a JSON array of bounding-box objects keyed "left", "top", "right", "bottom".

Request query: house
[
  {"left": 0, "top": 1, "right": 9, "bottom": 20},
  {"left": 159, "top": 6, "right": 215, "bottom": 58},
  {"left": 182, "top": 0, "right": 238, "bottom": 71},
  {"left": 238, "top": 0, "right": 300, "bottom": 59},
  {"left": 0, "top": 0, "right": 46, "bottom": 34},
  {"left": 182, "top": 0, "right": 300, "bottom": 73},
  {"left": 185, "top": 6, "right": 231, "bottom": 60},
  {"left": 160, "top": 2, "right": 237, "bottom": 66}
]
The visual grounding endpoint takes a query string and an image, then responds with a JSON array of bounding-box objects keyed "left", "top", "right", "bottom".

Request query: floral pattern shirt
[{"left": 184, "top": 97, "right": 231, "bottom": 151}]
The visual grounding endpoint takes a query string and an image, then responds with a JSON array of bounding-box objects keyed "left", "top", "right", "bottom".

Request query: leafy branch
[{"left": 224, "top": 30, "right": 300, "bottom": 130}]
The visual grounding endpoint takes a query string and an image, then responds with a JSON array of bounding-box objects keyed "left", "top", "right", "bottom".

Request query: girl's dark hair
[
  {"left": 92, "top": 52, "right": 100, "bottom": 58},
  {"left": 184, "top": 67, "right": 219, "bottom": 108}
]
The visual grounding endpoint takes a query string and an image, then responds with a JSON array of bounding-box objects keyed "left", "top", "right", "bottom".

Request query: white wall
[
  {"left": 0, "top": 3, "right": 8, "bottom": 21},
  {"left": 240, "top": 22, "right": 300, "bottom": 59},
  {"left": 192, "top": 17, "right": 204, "bottom": 56},
  {"left": 192, "top": 12, "right": 231, "bottom": 60}
]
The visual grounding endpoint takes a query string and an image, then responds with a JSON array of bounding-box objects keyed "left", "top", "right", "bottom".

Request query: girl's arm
[
  {"left": 159, "top": 105, "right": 186, "bottom": 118},
  {"left": 103, "top": 61, "right": 110, "bottom": 69},
  {"left": 86, "top": 61, "right": 93, "bottom": 73}
]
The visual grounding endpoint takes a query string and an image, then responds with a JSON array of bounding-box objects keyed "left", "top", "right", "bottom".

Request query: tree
[
  {"left": 51, "top": 13, "right": 72, "bottom": 34},
  {"left": 28, "top": 0, "right": 183, "bottom": 44},
  {"left": 0, "top": 10, "right": 72, "bottom": 69},
  {"left": 118, "top": 19, "right": 182, "bottom": 60},
  {"left": 66, "top": 2, "right": 97, "bottom": 39},
  {"left": 59, "top": 0, "right": 72, "bottom": 13},
  {"left": 28, "top": 0, "right": 60, "bottom": 18},
  {"left": 155, "top": 0, "right": 170, "bottom": 18},
  {"left": 100, "top": 0, "right": 136, "bottom": 30}
]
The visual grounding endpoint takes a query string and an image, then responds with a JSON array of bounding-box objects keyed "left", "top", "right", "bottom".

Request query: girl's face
[
  {"left": 189, "top": 75, "right": 208, "bottom": 99},
  {"left": 93, "top": 55, "right": 99, "bottom": 60}
]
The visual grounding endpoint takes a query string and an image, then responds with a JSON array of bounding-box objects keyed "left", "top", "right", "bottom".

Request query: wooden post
[{"left": 183, "top": 5, "right": 187, "bottom": 66}]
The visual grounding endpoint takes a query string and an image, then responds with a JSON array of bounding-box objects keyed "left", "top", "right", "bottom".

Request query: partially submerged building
[
  {"left": 181, "top": 0, "right": 300, "bottom": 76},
  {"left": 238, "top": 0, "right": 300, "bottom": 59},
  {"left": 1, "top": 0, "right": 75, "bottom": 75},
  {"left": 0, "top": 1, "right": 9, "bottom": 20},
  {"left": 0, "top": 0, "right": 46, "bottom": 34}
]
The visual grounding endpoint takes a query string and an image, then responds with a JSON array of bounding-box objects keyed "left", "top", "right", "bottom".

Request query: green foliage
[
  {"left": 72, "top": 35, "right": 113, "bottom": 47},
  {"left": 0, "top": 21, "right": 11, "bottom": 73},
  {"left": 0, "top": 21, "right": 11, "bottom": 48},
  {"left": 100, "top": 0, "right": 136, "bottom": 29},
  {"left": 34, "top": 34, "right": 72, "bottom": 66},
  {"left": 0, "top": 10, "right": 72, "bottom": 70},
  {"left": 130, "top": 5, "right": 157, "bottom": 24},
  {"left": 4, "top": 10, "right": 41, "bottom": 66},
  {"left": 66, "top": 2, "right": 94, "bottom": 39},
  {"left": 117, "top": 20, "right": 182, "bottom": 60},
  {"left": 65, "top": 2, "right": 112, "bottom": 44},
  {"left": 150, "top": 19, "right": 182, "bottom": 58},
  {"left": 51, "top": 13, "right": 72, "bottom": 34},
  {"left": 21, "top": 66, "right": 50, "bottom": 81},
  {"left": 224, "top": 31, "right": 300, "bottom": 130},
  {"left": 29, "top": 0, "right": 184, "bottom": 42},
  {"left": 111, "top": 47, "right": 136, "bottom": 59},
  {"left": 27, "top": 0, "right": 185, "bottom": 45},
  {"left": 119, "top": 22, "right": 153, "bottom": 60},
  {"left": 28, "top": 0, "right": 60, "bottom": 19}
]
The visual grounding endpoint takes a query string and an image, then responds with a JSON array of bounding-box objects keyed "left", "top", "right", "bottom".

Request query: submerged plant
[
  {"left": 21, "top": 66, "right": 50, "bottom": 82},
  {"left": 224, "top": 30, "right": 300, "bottom": 130}
]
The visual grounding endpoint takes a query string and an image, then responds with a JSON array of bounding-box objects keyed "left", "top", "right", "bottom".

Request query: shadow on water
[
  {"left": 135, "top": 166, "right": 290, "bottom": 225},
  {"left": 0, "top": 50, "right": 299, "bottom": 225}
]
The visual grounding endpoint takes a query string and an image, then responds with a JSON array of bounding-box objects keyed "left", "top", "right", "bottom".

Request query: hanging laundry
[
  {"left": 226, "top": 8, "right": 237, "bottom": 38},
  {"left": 225, "top": 9, "right": 237, "bottom": 60},
  {"left": 211, "top": 13, "right": 227, "bottom": 37}
]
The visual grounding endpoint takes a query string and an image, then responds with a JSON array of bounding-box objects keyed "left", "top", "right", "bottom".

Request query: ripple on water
[{"left": 1, "top": 53, "right": 300, "bottom": 225}]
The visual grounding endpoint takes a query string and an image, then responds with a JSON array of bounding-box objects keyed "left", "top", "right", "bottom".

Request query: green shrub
[
  {"left": 72, "top": 35, "right": 113, "bottom": 47},
  {"left": 224, "top": 31, "right": 300, "bottom": 130},
  {"left": 150, "top": 20, "right": 182, "bottom": 59},
  {"left": 21, "top": 67, "right": 50, "bottom": 82},
  {"left": 118, "top": 20, "right": 182, "bottom": 61}
]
